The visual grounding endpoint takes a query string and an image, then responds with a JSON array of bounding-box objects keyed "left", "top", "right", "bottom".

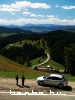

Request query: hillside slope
[
  {"left": 0, "top": 55, "right": 48, "bottom": 78},
  {"left": 0, "top": 55, "right": 33, "bottom": 72}
]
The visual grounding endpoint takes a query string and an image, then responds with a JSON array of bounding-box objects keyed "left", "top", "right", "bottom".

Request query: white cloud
[
  {"left": 0, "top": 4, "right": 20, "bottom": 12},
  {"left": 0, "top": 1, "right": 50, "bottom": 12},
  {"left": 30, "top": 14, "right": 37, "bottom": 17},
  {"left": 23, "top": 10, "right": 55, "bottom": 18},
  {"left": 29, "top": 2, "right": 50, "bottom": 9},
  {"left": 23, "top": 11, "right": 44, "bottom": 17},
  {"left": 46, "top": 15, "right": 55, "bottom": 18},
  {"left": 23, "top": 11, "right": 31, "bottom": 15},
  {"left": 55, "top": 4, "right": 59, "bottom": 8},
  {"left": 19, "top": 17, "right": 22, "bottom": 19},
  {"left": 0, "top": 17, "right": 75, "bottom": 25},
  {"left": 31, "top": 14, "right": 44, "bottom": 17},
  {"left": 38, "top": 15, "right": 44, "bottom": 17},
  {"left": 12, "top": 13, "right": 15, "bottom": 15},
  {"left": 62, "top": 5, "right": 75, "bottom": 9}
]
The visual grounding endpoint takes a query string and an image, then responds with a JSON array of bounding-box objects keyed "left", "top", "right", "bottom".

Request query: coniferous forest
[{"left": 0, "top": 29, "right": 75, "bottom": 75}]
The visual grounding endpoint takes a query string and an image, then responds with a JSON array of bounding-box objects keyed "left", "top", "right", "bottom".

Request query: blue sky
[{"left": 0, "top": 0, "right": 75, "bottom": 25}]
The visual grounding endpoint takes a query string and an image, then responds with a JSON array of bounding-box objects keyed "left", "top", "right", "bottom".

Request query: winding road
[{"left": 32, "top": 52, "right": 50, "bottom": 68}]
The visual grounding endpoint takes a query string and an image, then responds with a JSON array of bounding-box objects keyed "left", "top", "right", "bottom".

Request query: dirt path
[{"left": 0, "top": 78, "right": 75, "bottom": 95}]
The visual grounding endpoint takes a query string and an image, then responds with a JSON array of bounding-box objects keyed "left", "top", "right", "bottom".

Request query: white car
[{"left": 37, "top": 74, "right": 68, "bottom": 88}]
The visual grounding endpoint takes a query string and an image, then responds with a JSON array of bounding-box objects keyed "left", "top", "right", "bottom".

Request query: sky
[{"left": 0, "top": 0, "right": 75, "bottom": 25}]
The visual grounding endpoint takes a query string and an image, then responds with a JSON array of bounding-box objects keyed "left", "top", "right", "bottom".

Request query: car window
[
  {"left": 52, "top": 77, "right": 62, "bottom": 80},
  {"left": 43, "top": 76, "right": 49, "bottom": 79},
  {"left": 62, "top": 76, "right": 67, "bottom": 81},
  {"left": 47, "top": 77, "right": 52, "bottom": 79}
]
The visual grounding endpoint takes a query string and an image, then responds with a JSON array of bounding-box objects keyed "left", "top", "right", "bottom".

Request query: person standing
[
  {"left": 21, "top": 75, "right": 25, "bottom": 86},
  {"left": 16, "top": 74, "right": 19, "bottom": 85}
]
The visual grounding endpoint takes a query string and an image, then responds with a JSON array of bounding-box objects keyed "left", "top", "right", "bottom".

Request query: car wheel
[
  {"left": 39, "top": 81, "right": 44, "bottom": 86},
  {"left": 59, "top": 84, "right": 63, "bottom": 89}
]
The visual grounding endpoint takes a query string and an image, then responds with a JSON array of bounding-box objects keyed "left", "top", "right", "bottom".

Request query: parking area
[{"left": 0, "top": 78, "right": 75, "bottom": 95}]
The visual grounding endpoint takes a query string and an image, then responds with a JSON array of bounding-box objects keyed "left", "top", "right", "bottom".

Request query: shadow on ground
[
  {"left": 39, "top": 84, "right": 72, "bottom": 91},
  {"left": 62, "top": 85, "right": 72, "bottom": 91},
  {"left": 17, "top": 85, "right": 30, "bottom": 88}
]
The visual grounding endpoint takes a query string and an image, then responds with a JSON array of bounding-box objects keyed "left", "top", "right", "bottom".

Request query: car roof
[{"left": 50, "top": 74, "right": 62, "bottom": 78}]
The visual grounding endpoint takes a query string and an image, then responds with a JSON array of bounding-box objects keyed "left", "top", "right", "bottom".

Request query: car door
[
  {"left": 45, "top": 77, "right": 62, "bottom": 86},
  {"left": 44, "top": 77, "right": 53, "bottom": 85},
  {"left": 49, "top": 77, "right": 62, "bottom": 86}
]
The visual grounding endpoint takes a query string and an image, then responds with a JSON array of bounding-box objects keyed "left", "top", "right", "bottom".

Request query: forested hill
[
  {"left": 1, "top": 24, "right": 75, "bottom": 33},
  {"left": 45, "top": 30, "right": 75, "bottom": 75},
  {"left": 46, "top": 30, "right": 75, "bottom": 64},
  {"left": 0, "top": 26, "right": 34, "bottom": 34},
  {"left": 0, "top": 29, "right": 75, "bottom": 75}
]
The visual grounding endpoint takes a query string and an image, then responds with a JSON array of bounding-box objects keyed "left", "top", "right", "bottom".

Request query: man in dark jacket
[
  {"left": 16, "top": 74, "right": 18, "bottom": 85},
  {"left": 21, "top": 75, "right": 25, "bottom": 86}
]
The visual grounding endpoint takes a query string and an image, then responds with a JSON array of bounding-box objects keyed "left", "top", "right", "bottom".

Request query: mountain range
[{"left": 0, "top": 24, "right": 75, "bottom": 34}]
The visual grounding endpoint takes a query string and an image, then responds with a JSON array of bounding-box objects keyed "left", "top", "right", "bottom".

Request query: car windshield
[
  {"left": 43, "top": 75, "right": 49, "bottom": 79},
  {"left": 62, "top": 76, "right": 67, "bottom": 81}
]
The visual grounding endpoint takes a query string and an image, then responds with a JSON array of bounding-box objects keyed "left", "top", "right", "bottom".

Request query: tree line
[
  {"left": 45, "top": 30, "right": 75, "bottom": 75},
  {"left": 0, "top": 43, "right": 45, "bottom": 67},
  {"left": 0, "top": 33, "right": 43, "bottom": 49},
  {"left": 0, "top": 30, "right": 75, "bottom": 75}
]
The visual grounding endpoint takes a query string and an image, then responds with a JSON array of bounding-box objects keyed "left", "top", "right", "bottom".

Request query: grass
[
  {"left": 30, "top": 57, "right": 47, "bottom": 66},
  {"left": 39, "top": 59, "right": 64, "bottom": 70},
  {"left": 64, "top": 74, "right": 75, "bottom": 82},
  {"left": 1, "top": 39, "right": 75, "bottom": 81},
  {"left": 0, "top": 55, "right": 26, "bottom": 71},
  {"left": 0, "top": 55, "right": 75, "bottom": 81},
  {"left": 48, "top": 60, "right": 64, "bottom": 70},
  {"left": 0, "top": 71, "right": 48, "bottom": 79},
  {"left": 6, "top": 39, "right": 47, "bottom": 49},
  {"left": 0, "top": 55, "right": 48, "bottom": 78},
  {"left": 0, "top": 71, "right": 75, "bottom": 81},
  {"left": 0, "top": 33, "right": 16, "bottom": 37},
  {"left": 6, "top": 39, "right": 39, "bottom": 48}
]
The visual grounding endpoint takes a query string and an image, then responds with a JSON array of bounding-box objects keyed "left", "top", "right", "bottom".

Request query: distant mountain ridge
[
  {"left": 0, "top": 26, "right": 33, "bottom": 34},
  {"left": 0, "top": 24, "right": 75, "bottom": 33}
]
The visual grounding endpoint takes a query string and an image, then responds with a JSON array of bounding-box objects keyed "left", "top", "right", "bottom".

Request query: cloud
[
  {"left": 23, "top": 11, "right": 44, "bottom": 17},
  {"left": 15, "top": 1, "right": 50, "bottom": 9},
  {"left": 0, "top": 17, "right": 75, "bottom": 25},
  {"left": 62, "top": 5, "right": 75, "bottom": 10},
  {"left": 30, "top": 14, "right": 37, "bottom": 17},
  {"left": 0, "top": 1, "right": 50, "bottom": 12},
  {"left": 30, "top": 14, "right": 44, "bottom": 17},
  {"left": 55, "top": 4, "right": 59, "bottom": 8},
  {"left": 38, "top": 15, "right": 44, "bottom": 17},
  {"left": 0, "top": 4, "right": 20, "bottom": 12},
  {"left": 46, "top": 15, "right": 55, "bottom": 18},
  {"left": 23, "top": 11, "right": 56, "bottom": 18},
  {"left": 23, "top": 11, "right": 31, "bottom": 15},
  {"left": 12, "top": 13, "right": 15, "bottom": 15}
]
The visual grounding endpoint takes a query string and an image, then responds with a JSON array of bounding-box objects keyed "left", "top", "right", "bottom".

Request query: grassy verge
[
  {"left": 0, "top": 71, "right": 48, "bottom": 79},
  {"left": 48, "top": 60, "right": 64, "bottom": 70},
  {"left": 30, "top": 57, "right": 47, "bottom": 66},
  {"left": 0, "top": 71, "right": 75, "bottom": 82},
  {"left": 39, "top": 59, "right": 64, "bottom": 70},
  {"left": 64, "top": 74, "right": 75, "bottom": 82}
]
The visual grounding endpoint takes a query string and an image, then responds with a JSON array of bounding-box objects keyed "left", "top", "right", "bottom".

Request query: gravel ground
[{"left": 0, "top": 78, "right": 75, "bottom": 95}]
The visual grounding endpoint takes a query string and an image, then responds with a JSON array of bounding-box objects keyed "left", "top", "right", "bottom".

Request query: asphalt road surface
[
  {"left": 0, "top": 93, "right": 75, "bottom": 100},
  {"left": 32, "top": 52, "right": 50, "bottom": 68}
]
